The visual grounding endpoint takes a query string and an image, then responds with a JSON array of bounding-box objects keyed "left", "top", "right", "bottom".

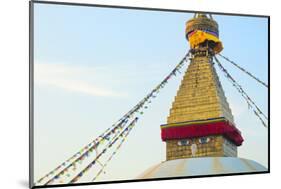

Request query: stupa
[{"left": 138, "top": 14, "right": 267, "bottom": 179}]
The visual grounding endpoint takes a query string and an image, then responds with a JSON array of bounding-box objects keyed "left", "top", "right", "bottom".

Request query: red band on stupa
[{"left": 161, "top": 119, "right": 243, "bottom": 146}]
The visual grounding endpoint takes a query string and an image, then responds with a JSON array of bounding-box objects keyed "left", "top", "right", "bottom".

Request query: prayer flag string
[
  {"left": 69, "top": 118, "right": 139, "bottom": 183},
  {"left": 38, "top": 51, "right": 191, "bottom": 186},
  {"left": 43, "top": 119, "right": 129, "bottom": 185},
  {"left": 92, "top": 118, "right": 138, "bottom": 181},
  {"left": 214, "top": 56, "right": 268, "bottom": 128},
  {"left": 218, "top": 54, "right": 268, "bottom": 88}
]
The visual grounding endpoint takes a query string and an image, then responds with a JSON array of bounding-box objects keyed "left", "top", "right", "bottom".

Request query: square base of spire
[{"left": 166, "top": 135, "right": 237, "bottom": 160}]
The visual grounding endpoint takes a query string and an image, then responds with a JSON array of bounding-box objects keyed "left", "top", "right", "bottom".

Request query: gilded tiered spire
[
  {"left": 161, "top": 14, "right": 243, "bottom": 161},
  {"left": 167, "top": 56, "right": 234, "bottom": 124}
]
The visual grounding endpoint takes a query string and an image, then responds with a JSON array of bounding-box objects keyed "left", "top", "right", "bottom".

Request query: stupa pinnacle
[{"left": 161, "top": 14, "right": 243, "bottom": 160}]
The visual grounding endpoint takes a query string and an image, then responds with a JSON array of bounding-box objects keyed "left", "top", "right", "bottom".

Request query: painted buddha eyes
[
  {"left": 199, "top": 137, "right": 210, "bottom": 144},
  {"left": 177, "top": 140, "right": 190, "bottom": 146},
  {"left": 177, "top": 137, "right": 210, "bottom": 146}
]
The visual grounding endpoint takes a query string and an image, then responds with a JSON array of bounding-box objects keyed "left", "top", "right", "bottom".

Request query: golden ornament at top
[{"left": 185, "top": 14, "right": 223, "bottom": 54}]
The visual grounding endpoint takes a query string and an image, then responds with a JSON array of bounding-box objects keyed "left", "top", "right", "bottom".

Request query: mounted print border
[{"left": 29, "top": 1, "right": 270, "bottom": 188}]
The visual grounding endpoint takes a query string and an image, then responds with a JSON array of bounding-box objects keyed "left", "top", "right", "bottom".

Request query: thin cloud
[{"left": 34, "top": 62, "right": 127, "bottom": 97}]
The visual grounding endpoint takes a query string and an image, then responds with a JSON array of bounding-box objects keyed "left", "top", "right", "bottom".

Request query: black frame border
[{"left": 29, "top": 0, "right": 270, "bottom": 188}]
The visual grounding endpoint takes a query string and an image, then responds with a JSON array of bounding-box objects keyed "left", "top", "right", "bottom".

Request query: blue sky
[{"left": 33, "top": 3, "right": 268, "bottom": 184}]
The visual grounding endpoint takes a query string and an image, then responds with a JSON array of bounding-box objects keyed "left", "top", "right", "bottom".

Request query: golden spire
[
  {"left": 185, "top": 13, "right": 223, "bottom": 54},
  {"left": 160, "top": 14, "right": 243, "bottom": 161}
]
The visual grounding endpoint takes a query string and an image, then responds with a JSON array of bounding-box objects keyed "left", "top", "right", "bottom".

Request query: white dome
[{"left": 138, "top": 157, "right": 267, "bottom": 179}]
